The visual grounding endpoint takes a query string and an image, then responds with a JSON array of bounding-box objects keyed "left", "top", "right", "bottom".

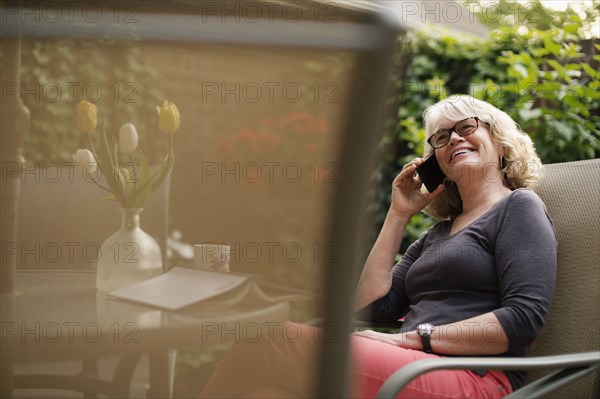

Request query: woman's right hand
[
  {"left": 355, "top": 158, "right": 443, "bottom": 311},
  {"left": 389, "top": 158, "right": 444, "bottom": 218}
]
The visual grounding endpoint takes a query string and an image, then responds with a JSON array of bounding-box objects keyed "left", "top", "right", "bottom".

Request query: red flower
[
  {"left": 311, "top": 117, "right": 329, "bottom": 135},
  {"left": 238, "top": 128, "right": 257, "bottom": 143},
  {"left": 279, "top": 115, "right": 291, "bottom": 127},
  {"left": 293, "top": 122, "right": 307, "bottom": 135},
  {"left": 303, "top": 142, "right": 318, "bottom": 154}
]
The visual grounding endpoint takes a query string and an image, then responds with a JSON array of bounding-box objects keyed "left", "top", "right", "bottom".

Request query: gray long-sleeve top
[{"left": 360, "top": 189, "right": 558, "bottom": 390}]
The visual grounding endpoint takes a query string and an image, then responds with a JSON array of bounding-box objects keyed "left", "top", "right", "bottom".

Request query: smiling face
[
  {"left": 421, "top": 95, "right": 541, "bottom": 220},
  {"left": 432, "top": 116, "right": 501, "bottom": 184}
]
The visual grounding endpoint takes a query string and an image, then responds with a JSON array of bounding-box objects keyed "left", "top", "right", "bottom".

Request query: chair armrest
[{"left": 375, "top": 351, "right": 600, "bottom": 399}]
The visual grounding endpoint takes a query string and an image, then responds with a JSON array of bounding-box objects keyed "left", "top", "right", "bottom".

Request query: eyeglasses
[{"left": 427, "top": 117, "right": 488, "bottom": 149}]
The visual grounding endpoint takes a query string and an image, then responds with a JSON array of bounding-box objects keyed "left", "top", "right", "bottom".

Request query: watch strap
[
  {"left": 417, "top": 323, "right": 434, "bottom": 354},
  {"left": 420, "top": 334, "right": 433, "bottom": 354}
]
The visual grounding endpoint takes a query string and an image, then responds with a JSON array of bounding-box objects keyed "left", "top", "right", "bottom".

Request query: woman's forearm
[
  {"left": 354, "top": 312, "right": 510, "bottom": 356},
  {"left": 354, "top": 210, "right": 411, "bottom": 311},
  {"left": 403, "top": 312, "right": 510, "bottom": 355}
]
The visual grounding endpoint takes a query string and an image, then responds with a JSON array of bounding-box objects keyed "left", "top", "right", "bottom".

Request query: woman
[
  {"left": 351, "top": 95, "right": 557, "bottom": 398},
  {"left": 200, "top": 96, "right": 557, "bottom": 398}
]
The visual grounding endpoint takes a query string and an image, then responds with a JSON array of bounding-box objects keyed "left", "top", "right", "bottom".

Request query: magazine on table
[{"left": 109, "top": 267, "right": 314, "bottom": 310}]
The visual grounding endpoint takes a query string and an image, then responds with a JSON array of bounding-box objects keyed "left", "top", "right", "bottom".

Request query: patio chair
[
  {"left": 375, "top": 158, "right": 600, "bottom": 398},
  {"left": 4, "top": 1, "right": 404, "bottom": 398}
]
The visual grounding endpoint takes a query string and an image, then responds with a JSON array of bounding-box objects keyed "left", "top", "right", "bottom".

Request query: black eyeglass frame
[{"left": 427, "top": 116, "right": 489, "bottom": 149}]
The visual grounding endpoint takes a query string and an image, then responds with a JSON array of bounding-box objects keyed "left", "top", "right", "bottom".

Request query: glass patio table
[{"left": 1, "top": 270, "right": 291, "bottom": 398}]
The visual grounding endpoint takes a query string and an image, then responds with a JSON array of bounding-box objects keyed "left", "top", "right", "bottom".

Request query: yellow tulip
[
  {"left": 156, "top": 100, "right": 180, "bottom": 134},
  {"left": 76, "top": 100, "right": 97, "bottom": 133}
]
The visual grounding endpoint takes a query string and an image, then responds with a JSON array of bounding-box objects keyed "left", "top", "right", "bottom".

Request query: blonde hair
[{"left": 421, "top": 95, "right": 542, "bottom": 221}]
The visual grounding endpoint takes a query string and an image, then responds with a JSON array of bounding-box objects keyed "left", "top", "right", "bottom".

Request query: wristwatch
[{"left": 417, "top": 323, "right": 434, "bottom": 353}]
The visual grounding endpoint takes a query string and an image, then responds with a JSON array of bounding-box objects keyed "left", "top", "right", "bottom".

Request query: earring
[
  {"left": 500, "top": 156, "right": 512, "bottom": 188},
  {"left": 499, "top": 156, "right": 506, "bottom": 171}
]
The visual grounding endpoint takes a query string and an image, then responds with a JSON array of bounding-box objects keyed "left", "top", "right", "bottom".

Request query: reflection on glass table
[{"left": 1, "top": 270, "right": 296, "bottom": 398}]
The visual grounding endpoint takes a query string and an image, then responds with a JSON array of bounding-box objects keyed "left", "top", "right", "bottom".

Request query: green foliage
[
  {"left": 467, "top": 0, "right": 599, "bottom": 35},
  {"left": 370, "top": 1, "right": 600, "bottom": 252},
  {"left": 17, "top": 38, "right": 164, "bottom": 165}
]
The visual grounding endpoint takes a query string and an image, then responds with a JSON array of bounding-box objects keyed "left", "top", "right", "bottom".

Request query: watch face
[{"left": 418, "top": 323, "right": 434, "bottom": 335}]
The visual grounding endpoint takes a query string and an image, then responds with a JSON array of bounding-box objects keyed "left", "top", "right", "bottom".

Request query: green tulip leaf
[{"left": 101, "top": 194, "right": 118, "bottom": 201}]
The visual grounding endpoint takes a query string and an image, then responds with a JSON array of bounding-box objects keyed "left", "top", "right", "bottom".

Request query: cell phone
[{"left": 416, "top": 153, "right": 445, "bottom": 192}]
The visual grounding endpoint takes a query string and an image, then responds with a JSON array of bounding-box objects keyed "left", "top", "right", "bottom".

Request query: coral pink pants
[{"left": 200, "top": 323, "right": 512, "bottom": 398}]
